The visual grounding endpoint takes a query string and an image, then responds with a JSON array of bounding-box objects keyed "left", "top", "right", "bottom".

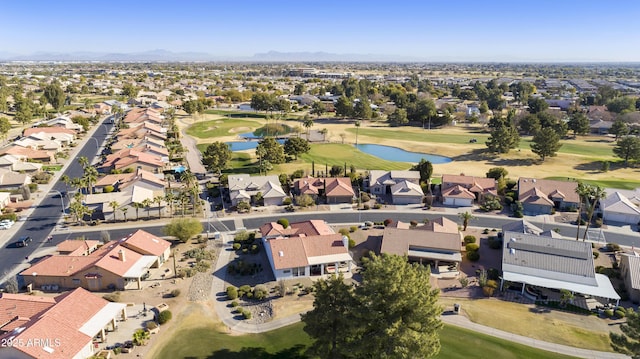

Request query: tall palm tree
[
  {"left": 60, "top": 174, "right": 71, "bottom": 193},
  {"left": 77, "top": 156, "right": 89, "bottom": 169},
  {"left": 575, "top": 181, "right": 590, "bottom": 240},
  {"left": 153, "top": 195, "right": 164, "bottom": 218},
  {"left": 108, "top": 200, "right": 119, "bottom": 222},
  {"left": 142, "top": 198, "right": 152, "bottom": 219},
  {"left": 82, "top": 166, "right": 98, "bottom": 194},
  {"left": 583, "top": 186, "right": 606, "bottom": 241},
  {"left": 303, "top": 117, "right": 314, "bottom": 138},
  {"left": 164, "top": 173, "right": 175, "bottom": 191},
  {"left": 354, "top": 120, "right": 361, "bottom": 146},
  {"left": 121, "top": 206, "right": 128, "bottom": 222},
  {"left": 459, "top": 211, "right": 475, "bottom": 231},
  {"left": 179, "top": 190, "right": 190, "bottom": 217},
  {"left": 132, "top": 202, "right": 143, "bottom": 221},
  {"left": 165, "top": 191, "right": 176, "bottom": 218}
]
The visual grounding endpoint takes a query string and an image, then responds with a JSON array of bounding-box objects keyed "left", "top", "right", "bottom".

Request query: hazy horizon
[{"left": 2, "top": 0, "right": 640, "bottom": 62}]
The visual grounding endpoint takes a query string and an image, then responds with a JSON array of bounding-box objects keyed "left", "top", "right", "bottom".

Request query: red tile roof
[
  {"left": 120, "top": 229, "right": 170, "bottom": 257},
  {"left": 266, "top": 233, "right": 348, "bottom": 270},
  {"left": 23, "top": 127, "right": 77, "bottom": 137}
]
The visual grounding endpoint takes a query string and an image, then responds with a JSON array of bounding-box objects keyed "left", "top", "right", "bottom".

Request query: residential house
[
  {"left": 380, "top": 217, "right": 462, "bottom": 274},
  {"left": 0, "top": 192, "right": 10, "bottom": 212},
  {"left": 23, "top": 127, "right": 77, "bottom": 141},
  {"left": 42, "top": 116, "right": 84, "bottom": 132},
  {"left": 260, "top": 220, "right": 352, "bottom": 281},
  {"left": 501, "top": 230, "right": 620, "bottom": 306},
  {"left": 21, "top": 241, "right": 158, "bottom": 291},
  {"left": 84, "top": 185, "right": 157, "bottom": 221},
  {"left": 619, "top": 253, "right": 640, "bottom": 303},
  {"left": 366, "top": 170, "right": 422, "bottom": 204},
  {"left": 441, "top": 174, "right": 497, "bottom": 206},
  {"left": 589, "top": 119, "right": 614, "bottom": 135},
  {"left": 0, "top": 169, "right": 31, "bottom": 191},
  {"left": 0, "top": 288, "right": 127, "bottom": 359},
  {"left": 116, "top": 122, "right": 167, "bottom": 142},
  {"left": 517, "top": 178, "right": 579, "bottom": 215},
  {"left": 599, "top": 191, "right": 640, "bottom": 225},
  {"left": 15, "top": 136, "right": 63, "bottom": 152},
  {"left": 94, "top": 167, "right": 166, "bottom": 195},
  {"left": 228, "top": 174, "right": 287, "bottom": 206},
  {"left": 0, "top": 146, "right": 55, "bottom": 163},
  {"left": 292, "top": 176, "right": 355, "bottom": 204},
  {"left": 56, "top": 239, "right": 101, "bottom": 256},
  {"left": 119, "top": 229, "right": 171, "bottom": 268},
  {"left": 100, "top": 148, "right": 166, "bottom": 173},
  {"left": 110, "top": 136, "right": 166, "bottom": 152},
  {"left": 0, "top": 154, "right": 42, "bottom": 173}
]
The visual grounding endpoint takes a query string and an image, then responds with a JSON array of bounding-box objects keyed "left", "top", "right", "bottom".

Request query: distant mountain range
[{"left": 0, "top": 49, "right": 628, "bottom": 63}]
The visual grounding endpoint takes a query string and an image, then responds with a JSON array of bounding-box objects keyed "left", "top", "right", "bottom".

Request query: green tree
[
  {"left": 142, "top": 198, "right": 153, "bottom": 219},
  {"left": 334, "top": 96, "right": 353, "bottom": 118},
  {"left": 132, "top": 202, "right": 143, "bottom": 220},
  {"left": 610, "top": 120, "right": 630, "bottom": 140},
  {"left": 353, "top": 98, "right": 372, "bottom": 120},
  {"left": 352, "top": 254, "right": 443, "bottom": 358},
  {"left": 43, "top": 81, "right": 65, "bottom": 112},
  {"left": 486, "top": 167, "right": 508, "bottom": 180},
  {"left": 486, "top": 124, "right": 520, "bottom": 154},
  {"left": 567, "top": 113, "right": 590, "bottom": 137},
  {"left": 293, "top": 83, "right": 305, "bottom": 96},
  {"left": 607, "top": 96, "right": 636, "bottom": 114},
  {"left": 202, "top": 141, "right": 232, "bottom": 174},
  {"left": 582, "top": 185, "right": 606, "bottom": 241},
  {"left": 531, "top": 128, "right": 562, "bottom": 161},
  {"left": 310, "top": 101, "right": 325, "bottom": 117},
  {"left": 0, "top": 117, "right": 11, "bottom": 141},
  {"left": 411, "top": 158, "right": 433, "bottom": 184},
  {"left": 108, "top": 200, "right": 119, "bottom": 222},
  {"left": 283, "top": 137, "right": 310, "bottom": 160},
  {"left": 121, "top": 83, "right": 138, "bottom": 98},
  {"left": 164, "top": 217, "right": 203, "bottom": 243},
  {"left": 613, "top": 136, "right": 640, "bottom": 167},
  {"left": 387, "top": 108, "right": 408, "bottom": 126},
  {"left": 518, "top": 114, "right": 541, "bottom": 135},
  {"left": 611, "top": 308, "right": 640, "bottom": 358},
  {"left": 354, "top": 120, "right": 361, "bottom": 146},
  {"left": 302, "top": 116, "right": 314, "bottom": 136},
  {"left": 459, "top": 211, "right": 475, "bottom": 231},
  {"left": 256, "top": 137, "right": 285, "bottom": 164},
  {"left": 527, "top": 98, "right": 549, "bottom": 114},
  {"left": 301, "top": 275, "right": 356, "bottom": 359}
]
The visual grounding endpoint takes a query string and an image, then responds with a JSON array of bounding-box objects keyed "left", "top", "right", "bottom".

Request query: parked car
[
  {"left": 14, "top": 236, "right": 32, "bottom": 247},
  {"left": 0, "top": 220, "right": 15, "bottom": 229},
  {"left": 121, "top": 340, "right": 135, "bottom": 353}
]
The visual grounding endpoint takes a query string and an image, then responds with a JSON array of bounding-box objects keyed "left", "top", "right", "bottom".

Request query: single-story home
[
  {"left": 366, "top": 170, "right": 421, "bottom": 196},
  {"left": 517, "top": 178, "right": 579, "bottom": 215},
  {"left": 501, "top": 230, "right": 620, "bottom": 306},
  {"left": 381, "top": 217, "right": 462, "bottom": 274},
  {"left": 292, "top": 176, "right": 355, "bottom": 204},
  {"left": 599, "top": 191, "right": 640, "bottom": 225},
  {"left": 619, "top": 253, "right": 640, "bottom": 303},
  {"left": 441, "top": 174, "right": 497, "bottom": 206},
  {"left": 390, "top": 180, "right": 424, "bottom": 205},
  {"left": 228, "top": 174, "right": 287, "bottom": 206},
  {"left": 0, "top": 288, "right": 127, "bottom": 359}
]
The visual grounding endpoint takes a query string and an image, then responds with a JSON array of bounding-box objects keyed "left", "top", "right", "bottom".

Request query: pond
[{"left": 355, "top": 144, "right": 452, "bottom": 164}]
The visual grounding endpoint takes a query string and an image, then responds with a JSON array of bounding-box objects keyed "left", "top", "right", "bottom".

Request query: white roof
[
  {"left": 78, "top": 302, "right": 127, "bottom": 336},
  {"left": 601, "top": 192, "right": 640, "bottom": 216},
  {"left": 407, "top": 249, "right": 462, "bottom": 262},
  {"left": 391, "top": 180, "right": 424, "bottom": 196},
  {"left": 503, "top": 272, "right": 620, "bottom": 300},
  {"left": 123, "top": 255, "right": 157, "bottom": 277}
]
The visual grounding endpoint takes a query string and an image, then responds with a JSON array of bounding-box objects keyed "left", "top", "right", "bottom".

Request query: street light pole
[{"left": 49, "top": 190, "right": 65, "bottom": 213}]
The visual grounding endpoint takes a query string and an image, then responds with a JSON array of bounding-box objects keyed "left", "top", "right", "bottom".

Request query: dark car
[{"left": 14, "top": 236, "right": 33, "bottom": 247}]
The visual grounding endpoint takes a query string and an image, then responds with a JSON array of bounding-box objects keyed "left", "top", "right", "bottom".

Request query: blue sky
[{"left": 1, "top": 0, "right": 639, "bottom": 61}]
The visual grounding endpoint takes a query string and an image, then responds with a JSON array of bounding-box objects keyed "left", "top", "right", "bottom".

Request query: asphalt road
[{"left": 0, "top": 117, "right": 114, "bottom": 278}]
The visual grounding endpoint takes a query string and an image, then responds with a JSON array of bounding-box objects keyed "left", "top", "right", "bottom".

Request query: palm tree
[
  {"left": 319, "top": 128, "right": 328, "bottom": 142},
  {"left": 164, "top": 173, "right": 175, "bottom": 191},
  {"left": 121, "top": 206, "right": 128, "bottom": 222},
  {"left": 132, "top": 202, "right": 143, "bottom": 221},
  {"left": 179, "top": 190, "right": 190, "bottom": 217},
  {"left": 459, "top": 211, "right": 475, "bottom": 231},
  {"left": 165, "top": 191, "right": 176, "bottom": 218},
  {"left": 60, "top": 174, "right": 71, "bottom": 193},
  {"left": 153, "top": 195, "right": 164, "bottom": 218},
  {"left": 354, "top": 120, "right": 361, "bottom": 146},
  {"left": 82, "top": 166, "right": 98, "bottom": 194},
  {"left": 303, "top": 117, "right": 314, "bottom": 138},
  {"left": 77, "top": 156, "right": 89, "bottom": 169},
  {"left": 108, "top": 201, "right": 119, "bottom": 222},
  {"left": 582, "top": 185, "right": 606, "bottom": 241},
  {"left": 142, "top": 198, "right": 152, "bottom": 219},
  {"left": 574, "top": 181, "right": 590, "bottom": 240}
]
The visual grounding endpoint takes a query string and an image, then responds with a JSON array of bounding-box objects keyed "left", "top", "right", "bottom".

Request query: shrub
[
  {"left": 349, "top": 226, "right": 357, "bottom": 232},
  {"left": 282, "top": 197, "right": 292, "bottom": 205},
  {"left": 606, "top": 243, "right": 621, "bottom": 252},
  {"left": 338, "top": 228, "right": 350, "bottom": 236},
  {"left": 465, "top": 243, "right": 479, "bottom": 252},
  {"left": 363, "top": 204, "right": 370, "bottom": 210},
  {"left": 593, "top": 251, "right": 600, "bottom": 259},
  {"left": 466, "top": 251, "right": 480, "bottom": 261},
  {"left": 373, "top": 203, "right": 381, "bottom": 209},
  {"left": 170, "top": 289, "right": 181, "bottom": 298},
  {"left": 102, "top": 292, "right": 120, "bottom": 302},
  {"left": 463, "top": 235, "right": 477, "bottom": 244},
  {"left": 459, "top": 277, "right": 469, "bottom": 288},
  {"left": 488, "top": 236, "right": 502, "bottom": 249},
  {"left": 277, "top": 218, "right": 289, "bottom": 228},
  {"left": 383, "top": 218, "right": 394, "bottom": 226},
  {"left": 0, "top": 213, "right": 18, "bottom": 222},
  {"left": 238, "top": 285, "right": 252, "bottom": 298},
  {"left": 410, "top": 220, "right": 418, "bottom": 227},
  {"left": 242, "top": 309, "right": 252, "bottom": 320},
  {"left": 485, "top": 280, "right": 498, "bottom": 289},
  {"left": 232, "top": 243, "right": 241, "bottom": 250},
  {"left": 604, "top": 309, "right": 614, "bottom": 318},
  {"left": 231, "top": 301, "right": 239, "bottom": 307},
  {"left": 253, "top": 285, "right": 268, "bottom": 300},
  {"left": 482, "top": 286, "right": 495, "bottom": 297},
  {"left": 145, "top": 321, "right": 158, "bottom": 330},
  {"left": 482, "top": 228, "right": 489, "bottom": 234},
  {"left": 615, "top": 310, "right": 626, "bottom": 319},
  {"left": 226, "top": 286, "right": 238, "bottom": 300},
  {"left": 348, "top": 238, "right": 356, "bottom": 249},
  {"left": 158, "top": 310, "right": 172, "bottom": 324},
  {"left": 103, "top": 185, "right": 114, "bottom": 193},
  {"left": 360, "top": 192, "right": 371, "bottom": 202},
  {"left": 487, "top": 268, "right": 501, "bottom": 281}
]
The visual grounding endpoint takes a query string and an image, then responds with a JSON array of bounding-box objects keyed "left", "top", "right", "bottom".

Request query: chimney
[
  {"left": 342, "top": 236, "right": 349, "bottom": 249},
  {"left": 118, "top": 249, "right": 126, "bottom": 262}
]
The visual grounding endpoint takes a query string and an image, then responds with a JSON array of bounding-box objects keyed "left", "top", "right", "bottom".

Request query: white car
[{"left": 0, "top": 220, "right": 15, "bottom": 229}]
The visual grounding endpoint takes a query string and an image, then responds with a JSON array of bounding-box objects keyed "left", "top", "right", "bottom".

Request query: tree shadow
[
  {"left": 206, "top": 344, "right": 308, "bottom": 359},
  {"left": 449, "top": 148, "right": 492, "bottom": 163},
  {"left": 574, "top": 160, "right": 630, "bottom": 173}
]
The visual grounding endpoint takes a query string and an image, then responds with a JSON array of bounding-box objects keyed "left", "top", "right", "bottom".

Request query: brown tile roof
[
  {"left": 120, "top": 229, "right": 170, "bottom": 257},
  {"left": 260, "top": 219, "right": 334, "bottom": 238},
  {"left": 94, "top": 172, "right": 135, "bottom": 187},
  {"left": 92, "top": 242, "right": 143, "bottom": 277},
  {"left": 20, "top": 256, "right": 98, "bottom": 277},
  {"left": 441, "top": 185, "right": 476, "bottom": 199},
  {"left": 422, "top": 216, "right": 460, "bottom": 233},
  {"left": 56, "top": 239, "right": 101, "bottom": 255},
  {"left": 266, "top": 233, "right": 349, "bottom": 269},
  {"left": 101, "top": 148, "right": 164, "bottom": 170},
  {"left": 442, "top": 174, "right": 496, "bottom": 194},
  {"left": 325, "top": 177, "right": 355, "bottom": 197},
  {"left": 381, "top": 221, "right": 462, "bottom": 257},
  {"left": 0, "top": 293, "right": 56, "bottom": 332},
  {"left": 293, "top": 176, "right": 354, "bottom": 198},
  {"left": 518, "top": 178, "right": 579, "bottom": 204},
  {"left": 2, "top": 146, "right": 53, "bottom": 161},
  {"left": 23, "top": 127, "right": 77, "bottom": 137}
]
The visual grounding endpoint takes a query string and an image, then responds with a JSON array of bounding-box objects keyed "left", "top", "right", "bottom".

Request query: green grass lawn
[
  {"left": 186, "top": 118, "right": 262, "bottom": 139},
  {"left": 153, "top": 322, "right": 579, "bottom": 359},
  {"left": 42, "top": 164, "right": 63, "bottom": 171},
  {"left": 545, "top": 176, "right": 640, "bottom": 190}
]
